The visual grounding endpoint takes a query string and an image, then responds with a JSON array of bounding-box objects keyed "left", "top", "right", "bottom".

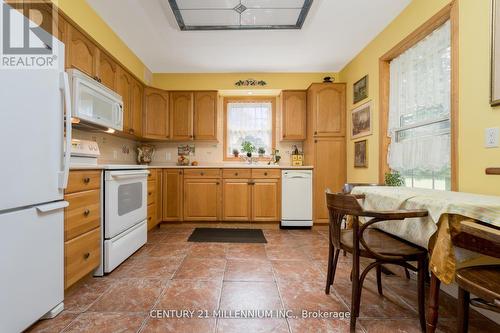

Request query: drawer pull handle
[
  {"left": 235, "top": 172, "right": 238, "bottom": 176},
  {"left": 83, "top": 177, "right": 90, "bottom": 184},
  {"left": 83, "top": 209, "right": 90, "bottom": 216},
  {"left": 148, "top": 217, "right": 152, "bottom": 220},
  {"left": 83, "top": 252, "right": 90, "bottom": 260},
  {"left": 200, "top": 172, "right": 204, "bottom": 176},
  {"left": 148, "top": 191, "right": 152, "bottom": 195},
  {"left": 216, "top": 182, "right": 220, "bottom": 185},
  {"left": 264, "top": 172, "right": 268, "bottom": 176}
]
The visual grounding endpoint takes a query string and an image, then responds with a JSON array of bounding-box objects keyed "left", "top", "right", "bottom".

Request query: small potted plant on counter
[
  {"left": 258, "top": 147, "right": 265, "bottom": 158},
  {"left": 232, "top": 148, "right": 239, "bottom": 158},
  {"left": 241, "top": 141, "right": 256, "bottom": 158}
]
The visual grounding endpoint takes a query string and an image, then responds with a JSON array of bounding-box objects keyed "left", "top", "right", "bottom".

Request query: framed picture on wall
[
  {"left": 353, "top": 75, "right": 368, "bottom": 104},
  {"left": 354, "top": 140, "right": 368, "bottom": 168},
  {"left": 351, "top": 101, "right": 372, "bottom": 139},
  {"left": 492, "top": 0, "right": 500, "bottom": 105}
]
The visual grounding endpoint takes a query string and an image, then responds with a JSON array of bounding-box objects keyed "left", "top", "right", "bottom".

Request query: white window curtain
[
  {"left": 227, "top": 102, "right": 273, "bottom": 157},
  {"left": 387, "top": 20, "right": 451, "bottom": 188}
]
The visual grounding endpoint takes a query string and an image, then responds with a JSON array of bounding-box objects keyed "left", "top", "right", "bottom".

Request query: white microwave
[{"left": 67, "top": 69, "right": 123, "bottom": 131}]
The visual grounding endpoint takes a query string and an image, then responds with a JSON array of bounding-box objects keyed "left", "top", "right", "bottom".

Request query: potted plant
[
  {"left": 232, "top": 148, "right": 239, "bottom": 158},
  {"left": 241, "top": 141, "right": 256, "bottom": 158},
  {"left": 258, "top": 147, "right": 265, "bottom": 157},
  {"left": 384, "top": 171, "right": 405, "bottom": 186}
]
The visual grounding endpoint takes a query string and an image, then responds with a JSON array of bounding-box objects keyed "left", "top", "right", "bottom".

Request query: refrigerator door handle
[
  {"left": 36, "top": 201, "right": 69, "bottom": 213},
  {"left": 59, "top": 72, "right": 72, "bottom": 189}
]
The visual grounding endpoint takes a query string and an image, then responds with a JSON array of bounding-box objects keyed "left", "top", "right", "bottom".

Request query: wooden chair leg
[
  {"left": 426, "top": 272, "right": 441, "bottom": 333},
  {"left": 417, "top": 258, "right": 426, "bottom": 332},
  {"left": 457, "top": 287, "right": 470, "bottom": 333},
  {"left": 376, "top": 264, "right": 383, "bottom": 295},
  {"left": 350, "top": 247, "right": 361, "bottom": 330},
  {"left": 325, "top": 244, "right": 334, "bottom": 294}
]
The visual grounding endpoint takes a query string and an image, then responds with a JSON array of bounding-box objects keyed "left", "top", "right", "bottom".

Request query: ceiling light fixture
[{"left": 168, "top": 0, "right": 313, "bottom": 31}]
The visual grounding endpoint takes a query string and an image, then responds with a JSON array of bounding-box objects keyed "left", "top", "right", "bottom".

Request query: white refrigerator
[{"left": 0, "top": 2, "right": 72, "bottom": 332}]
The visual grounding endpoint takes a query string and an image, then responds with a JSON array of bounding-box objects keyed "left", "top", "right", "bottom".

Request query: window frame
[
  {"left": 379, "top": 1, "right": 459, "bottom": 190},
  {"left": 223, "top": 96, "right": 276, "bottom": 161}
]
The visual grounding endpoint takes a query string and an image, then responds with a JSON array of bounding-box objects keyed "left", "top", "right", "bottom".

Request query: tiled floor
[{"left": 27, "top": 223, "right": 499, "bottom": 333}]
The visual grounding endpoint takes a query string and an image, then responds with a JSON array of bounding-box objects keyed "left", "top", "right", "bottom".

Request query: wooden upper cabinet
[
  {"left": 162, "top": 169, "right": 183, "bottom": 221},
  {"left": 308, "top": 83, "right": 346, "bottom": 137},
  {"left": 96, "top": 51, "right": 117, "bottom": 90},
  {"left": 130, "top": 78, "right": 143, "bottom": 137},
  {"left": 66, "top": 24, "right": 98, "bottom": 77},
  {"left": 170, "top": 92, "right": 194, "bottom": 141},
  {"left": 281, "top": 90, "right": 307, "bottom": 141},
  {"left": 194, "top": 91, "right": 218, "bottom": 141},
  {"left": 143, "top": 87, "right": 169, "bottom": 139},
  {"left": 116, "top": 67, "right": 132, "bottom": 134}
]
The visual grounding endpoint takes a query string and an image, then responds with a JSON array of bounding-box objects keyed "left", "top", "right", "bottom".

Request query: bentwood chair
[
  {"left": 325, "top": 192, "right": 429, "bottom": 332},
  {"left": 452, "top": 221, "right": 500, "bottom": 333}
]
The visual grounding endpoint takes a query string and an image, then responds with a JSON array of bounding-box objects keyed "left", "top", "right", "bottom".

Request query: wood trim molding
[
  {"left": 486, "top": 168, "right": 500, "bottom": 175},
  {"left": 378, "top": 1, "right": 459, "bottom": 191},
  {"left": 222, "top": 96, "right": 277, "bottom": 161}
]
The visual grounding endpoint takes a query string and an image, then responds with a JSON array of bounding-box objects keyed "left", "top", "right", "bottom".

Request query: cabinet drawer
[
  {"left": 65, "top": 227, "right": 100, "bottom": 289},
  {"left": 223, "top": 169, "right": 251, "bottom": 179},
  {"left": 184, "top": 168, "right": 221, "bottom": 178},
  {"left": 252, "top": 169, "right": 281, "bottom": 179},
  {"left": 147, "top": 180, "right": 156, "bottom": 205},
  {"left": 147, "top": 169, "right": 157, "bottom": 181},
  {"left": 147, "top": 203, "right": 157, "bottom": 230},
  {"left": 66, "top": 170, "right": 101, "bottom": 194},
  {"left": 64, "top": 189, "right": 100, "bottom": 241}
]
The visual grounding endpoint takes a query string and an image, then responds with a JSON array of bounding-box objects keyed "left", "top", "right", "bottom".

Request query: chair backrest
[
  {"left": 342, "top": 183, "right": 380, "bottom": 194},
  {"left": 325, "top": 191, "right": 365, "bottom": 248}
]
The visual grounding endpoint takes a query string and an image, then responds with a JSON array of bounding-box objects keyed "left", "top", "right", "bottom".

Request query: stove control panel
[{"left": 70, "top": 139, "right": 100, "bottom": 158}]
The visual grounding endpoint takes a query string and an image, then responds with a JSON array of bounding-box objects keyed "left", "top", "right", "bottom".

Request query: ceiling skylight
[{"left": 168, "top": 0, "right": 313, "bottom": 31}]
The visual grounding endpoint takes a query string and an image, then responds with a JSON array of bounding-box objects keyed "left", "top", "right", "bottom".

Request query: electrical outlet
[{"left": 485, "top": 127, "right": 499, "bottom": 148}]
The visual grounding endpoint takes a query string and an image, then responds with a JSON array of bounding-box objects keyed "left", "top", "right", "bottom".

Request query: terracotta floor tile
[
  {"left": 89, "top": 278, "right": 164, "bottom": 312},
  {"left": 155, "top": 280, "right": 222, "bottom": 311},
  {"left": 314, "top": 260, "right": 353, "bottom": 283},
  {"left": 288, "top": 318, "right": 358, "bottom": 333},
  {"left": 224, "top": 259, "right": 275, "bottom": 282},
  {"left": 187, "top": 243, "right": 227, "bottom": 259},
  {"left": 173, "top": 258, "right": 226, "bottom": 280},
  {"left": 359, "top": 319, "right": 422, "bottom": 332},
  {"left": 64, "top": 312, "right": 145, "bottom": 333},
  {"left": 112, "top": 256, "right": 184, "bottom": 279},
  {"left": 219, "top": 282, "right": 283, "bottom": 311},
  {"left": 148, "top": 242, "right": 191, "bottom": 258},
  {"left": 142, "top": 318, "right": 216, "bottom": 333},
  {"left": 436, "top": 318, "right": 500, "bottom": 333},
  {"left": 217, "top": 318, "right": 289, "bottom": 333},
  {"left": 160, "top": 232, "right": 191, "bottom": 243},
  {"left": 265, "top": 245, "right": 307, "bottom": 260},
  {"left": 300, "top": 245, "right": 330, "bottom": 261},
  {"left": 226, "top": 244, "right": 268, "bottom": 260},
  {"left": 147, "top": 232, "right": 166, "bottom": 244},
  {"left": 63, "top": 277, "right": 115, "bottom": 312},
  {"left": 278, "top": 280, "right": 348, "bottom": 314},
  {"left": 25, "top": 312, "right": 77, "bottom": 333},
  {"left": 271, "top": 260, "right": 324, "bottom": 282}
]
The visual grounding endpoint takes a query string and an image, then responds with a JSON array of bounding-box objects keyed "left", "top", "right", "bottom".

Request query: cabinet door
[
  {"left": 170, "top": 92, "right": 194, "bottom": 140},
  {"left": 131, "top": 78, "right": 143, "bottom": 137},
  {"left": 116, "top": 67, "right": 132, "bottom": 134},
  {"left": 163, "top": 169, "right": 183, "bottom": 221},
  {"left": 96, "top": 51, "right": 117, "bottom": 90},
  {"left": 309, "top": 84, "right": 345, "bottom": 137},
  {"left": 313, "top": 138, "right": 346, "bottom": 222},
  {"left": 143, "top": 88, "right": 169, "bottom": 139},
  {"left": 155, "top": 170, "right": 163, "bottom": 223},
  {"left": 222, "top": 179, "right": 251, "bottom": 221},
  {"left": 66, "top": 24, "right": 97, "bottom": 77},
  {"left": 183, "top": 179, "right": 220, "bottom": 221},
  {"left": 252, "top": 179, "right": 280, "bottom": 222},
  {"left": 194, "top": 91, "right": 218, "bottom": 140},
  {"left": 281, "top": 90, "right": 306, "bottom": 140},
  {"left": 25, "top": 2, "right": 65, "bottom": 41}
]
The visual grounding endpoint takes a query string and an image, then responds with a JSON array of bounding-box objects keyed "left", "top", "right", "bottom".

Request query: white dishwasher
[{"left": 281, "top": 170, "right": 313, "bottom": 227}]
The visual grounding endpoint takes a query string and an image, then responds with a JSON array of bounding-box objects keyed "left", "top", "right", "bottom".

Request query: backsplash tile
[{"left": 73, "top": 129, "right": 137, "bottom": 164}]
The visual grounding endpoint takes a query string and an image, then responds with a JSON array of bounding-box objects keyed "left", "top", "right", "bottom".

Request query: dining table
[{"left": 350, "top": 186, "right": 500, "bottom": 333}]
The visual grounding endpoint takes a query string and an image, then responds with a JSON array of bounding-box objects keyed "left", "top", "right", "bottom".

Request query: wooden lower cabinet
[
  {"left": 252, "top": 179, "right": 280, "bottom": 221},
  {"left": 147, "top": 169, "right": 161, "bottom": 230},
  {"left": 64, "top": 189, "right": 100, "bottom": 241},
  {"left": 162, "top": 169, "right": 183, "bottom": 221},
  {"left": 147, "top": 203, "right": 157, "bottom": 230},
  {"left": 183, "top": 178, "right": 221, "bottom": 221},
  {"left": 222, "top": 179, "right": 252, "bottom": 221},
  {"left": 64, "top": 227, "right": 100, "bottom": 289}
]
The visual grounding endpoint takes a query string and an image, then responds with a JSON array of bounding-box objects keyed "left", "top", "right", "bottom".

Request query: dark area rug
[{"left": 187, "top": 228, "right": 267, "bottom": 243}]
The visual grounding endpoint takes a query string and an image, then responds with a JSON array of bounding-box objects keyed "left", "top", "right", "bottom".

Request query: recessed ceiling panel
[{"left": 168, "top": 0, "right": 313, "bottom": 30}]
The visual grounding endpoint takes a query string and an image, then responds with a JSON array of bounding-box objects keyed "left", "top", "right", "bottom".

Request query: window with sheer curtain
[
  {"left": 388, "top": 20, "right": 451, "bottom": 190},
  {"left": 225, "top": 99, "right": 274, "bottom": 158}
]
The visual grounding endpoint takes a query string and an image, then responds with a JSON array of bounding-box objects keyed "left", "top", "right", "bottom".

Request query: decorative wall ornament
[
  {"left": 353, "top": 75, "right": 368, "bottom": 104},
  {"left": 235, "top": 79, "right": 267, "bottom": 87},
  {"left": 351, "top": 101, "right": 372, "bottom": 139},
  {"left": 137, "top": 144, "right": 155, "bottom": 165},
  {"left": 354, "top": 140, "right": 368, "bottom": 168}
]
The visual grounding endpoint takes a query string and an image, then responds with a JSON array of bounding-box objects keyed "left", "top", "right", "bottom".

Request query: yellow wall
[
  {"left": 339, "top": 0, "right": 500, "bottom": 195},
  {"left": 50, "top": 0, "right": 149, "bottom": 82},
  {"left": 152, "top": 72, "right": 339, "bottom": 90}
]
